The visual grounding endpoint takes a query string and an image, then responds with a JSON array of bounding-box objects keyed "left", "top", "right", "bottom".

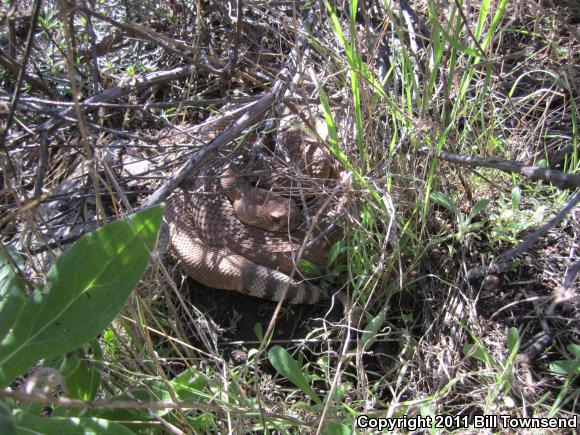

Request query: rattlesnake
[{"left": 164, "top": 111, "right": 344, "bottom": 304}]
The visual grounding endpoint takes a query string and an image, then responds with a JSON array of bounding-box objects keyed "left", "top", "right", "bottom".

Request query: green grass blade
[{"left": 268, "top": 345, "right": 322, "bottom": 405}]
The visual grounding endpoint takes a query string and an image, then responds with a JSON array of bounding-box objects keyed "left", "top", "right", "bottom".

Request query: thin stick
[
  {"left": 8, "top": 65, "right": 197, "bottom": 146},
  {"left": 418, "top": 147, "right": 580, "bottom": 190},
  {"left": 144, "top": 80, "right": 288, "bottom": 208},
  {"left": 0, "top": 0, "right": 43, "bottom": 170},
  {"left": 468, "top": 190, "right": 580, "bottom": 279}
]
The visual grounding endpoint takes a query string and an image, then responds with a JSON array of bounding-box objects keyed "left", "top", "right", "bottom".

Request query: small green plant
[
  {"left": 488, "top": 188, "right": 547, "bottom": 245},
  {"left": 429, "top": 191, "right": 490, "bottom": 244},
  {"left": 267, "top": 345, "right": 352, "bottom": 433},
  {"left": 463, "top": 327, "right": 521, "bottom": 412},
  {"left": 39, "top": 10, "right": 59, "bottom": 30},
  {"left": 548, "top": 344, "right": 580, "bottom": 418},
  {"left": 268, "top": 345, "right": 322, "bottom": 406},
  {"left": 125, "top": 63, "right": 150, "bottom": 78},
  {"left": 550, "top": 343, "right": 580, "bottom": 378}
]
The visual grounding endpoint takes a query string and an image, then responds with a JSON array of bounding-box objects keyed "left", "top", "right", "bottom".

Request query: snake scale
[{"left": 164, "top": 111, "right": 343, "bottom": 304}]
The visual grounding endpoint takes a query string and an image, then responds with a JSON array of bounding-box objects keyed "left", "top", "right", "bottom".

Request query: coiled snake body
[{"left": 164, "top": 114, "right": 342, "bottom": 304}]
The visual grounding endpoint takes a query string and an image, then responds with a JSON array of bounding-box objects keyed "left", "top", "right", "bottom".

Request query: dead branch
[
  {"left": 144, "top": 80, "right": 288, "bottom": 208},
  {"left": 67, "top": 0, "right": 220, "bottom": 71},
  {"left": 7, "top": 64, "right": 197, "bottom": 146},
  {"left": 419, "top": 147, "right": 580, "bottom": 190},
  {"left": 0, "top": 0, "right": 42, "bottom": 181},
  {"left": 468, "top": 190, "right": 580, "bottom": 280}
]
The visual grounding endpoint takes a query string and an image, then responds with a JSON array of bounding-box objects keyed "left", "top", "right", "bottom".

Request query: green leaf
[
  {"left": 360, "top": 306, "right": 387, "bottom": 352},
  {"left": 140, "top": 380, "right": 173, "bottom": 417},
  {"left": 549, "top": 343, "right": 580, "bottom": 375},
  {"left": 87, "top": 388, "right": 167, "bottom": 427},
  {"left": 326, "top": 240, "right": 346, "bottom": 267},
  {"left": 506, "top": 327, "right": 521, "bottom": 355},
  {"left": 187, "top": 414, "right": 216, "bottom": 432},
  {"left": 429, "top": 192, "right": 458, "bottom": 214},
  {"left": 61, "top": 353, "right": 101, "bottom": 401},
  {"left": 0, "top": 206, "right": 163, "bottom": 388},
  {"left": 475, "top": 0, "right": 490, "bottom": 40},
  {"left": 254, "top": 323, "right": 263, "bottom": 341},
  {"left": 298, "top": 259, "right": 321, "bottom": 276},
  {"left": 0, "top": 402, "right": 16, "bottom": 435},
  {"left": 420, "top": 404, "right": 438, "bottom": 435},
  {"left": 567, "top": 343, "right": 580, "bottom": 359},
  {"left": 537, "top": 159, "right": 548, "bottom": 168},
  {"left": 312, "top": 70, "right": 338, "bottom": 148},
  {"left": 511, "top": 187, "right": 521, "bottom": 211},
  {"left": 467, "top": 199, "right": 490, "bottom": 222},
  {"left": 322, "top": 421, "right": 353, "bottom": 435},
  {"left": 549, "top": 360, "right": 580, "bottom": 376},
  {"left": 172, "top": 367, "right": 210, "bottom": 402},
  {"left": 14, "top": 409, "right": 136, "bottom": 435},
  {"left": 0, "top": 248, "right": 26, "bottom": 342},
  {"left": 360, "top": 208, "right": 374, "bottom": 230},
  {"left": 482, "top": 0, "right": 509, "bottom": 50},
  {"left": 268, "top": 346, "right": 322, "bottom": 405},
  {"left": 324, "top": 0, "right": 347, "bottom": 55},
  {"left": 463, "top": 343, "right": 496, "bottom": 367}
]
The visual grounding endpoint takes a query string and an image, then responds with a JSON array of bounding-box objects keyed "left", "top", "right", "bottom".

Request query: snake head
[
  {"left": 267, "top": 199, "right": 304, "bottom": 232},
  {"left": 233, "top": 188, "right": 304, "bottom": 232}
]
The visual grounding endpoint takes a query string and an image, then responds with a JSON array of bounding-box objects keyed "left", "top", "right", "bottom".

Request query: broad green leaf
[
  {"left": 268, "top": 346, "right": 322, "bottom": 405},
  {"left": 567, "top": 343, "right": 580, "bottom": 358},
  {"left": 14, "top": 409, "right": 135, "bottom": 435},
  {"left": 254, "top": 322, "right": 263, "bottom": 341},
  {"left": 360, "top": 306, "right": 387, "bottom": 352},
  {"left": 172, "top": 367, "right": 211, "bottom": 402},
  {"left": 53, "top": 351, "right": 81, "bottom": 378},
  {"left": 467, "top": 199, "right": 490, "bottom": 222},
  {"left": 322, "top": 421, "right": 353, "bottom": 435},
  {"left": 549, "top": 360, "right": 580, "bottom": 376},
  {"left": 0, "top": 402, "right": 16, "bottom": 435},
  {"left": 549, "top": 344, "right": 580, "bottom": 375},
  {"left": 463, "top": 343, "right": 496, "bottom": 367},
  {"left": 511, "top": 187, "right": 521, "bottom": 211},
  {"left": 61, "top": 353, "right": 101, "bottom": 401},
  {"left": 506, "top": 327, "right": 521, "bottom": 355},
  {"left": 429, "top": 192, "right": 458, "bottom": 214},
  {"left": 0, "top": 248, "right": 26, "bottom": 341},
  {"left": 298, "top": 259, "right": 321, "bottom": 276},
  {"left": 0, "top": 206, "right": 163, "bottom": 387},
  {"left": 187, "top": 413, "right": 216, "bottom": 432},
  {"left": 140, "top": 380, "right": 174, "bottom": 417},
  {"left": 87, "top": 388, "right": 166, "bottom": 427}
]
